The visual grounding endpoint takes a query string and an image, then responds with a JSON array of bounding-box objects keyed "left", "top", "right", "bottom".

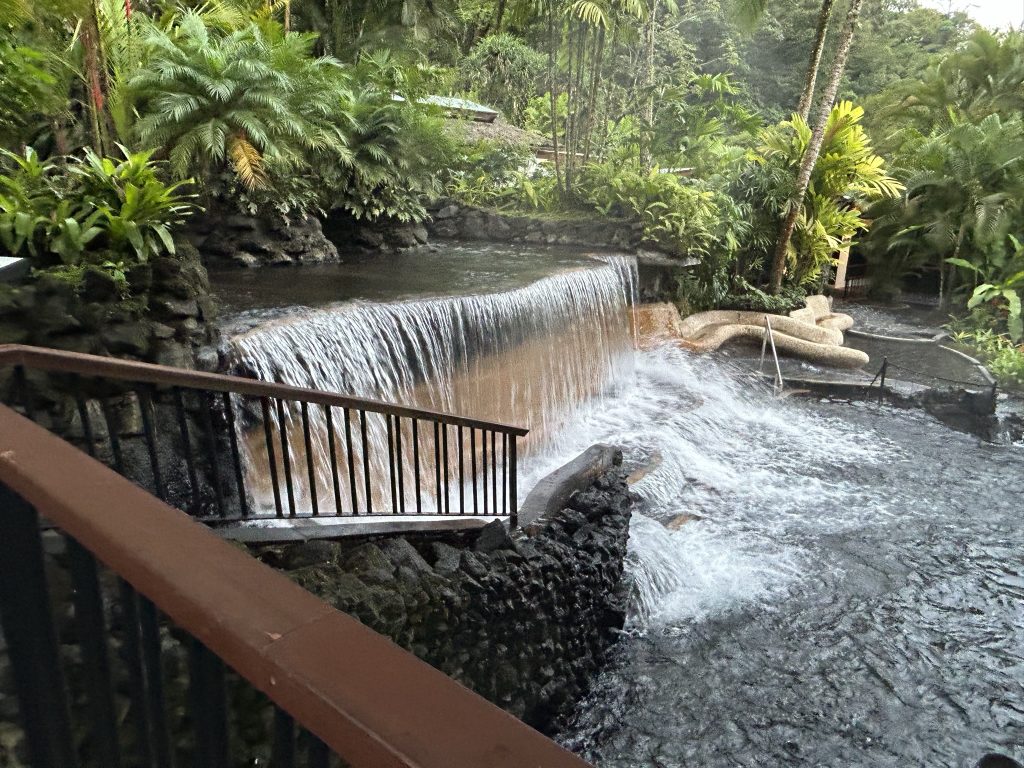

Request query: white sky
[{"left": 919, "top": 0, "right": 1024, "bottom": 29}]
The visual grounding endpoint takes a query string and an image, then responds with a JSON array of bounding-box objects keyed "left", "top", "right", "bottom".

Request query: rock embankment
[{"left": 263, "top": 464, "right": 634, "bottom": 733}]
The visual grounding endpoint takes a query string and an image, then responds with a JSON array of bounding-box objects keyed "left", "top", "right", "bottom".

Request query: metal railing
[
  {"left": 0, "top": 405, "right": 589, "bottom": 768},
  {"left": 758, "top": 316, "right": 784, "bottom": 395},
  {"left": 0, "top": 344, "right": 527, "bottom": 527}
]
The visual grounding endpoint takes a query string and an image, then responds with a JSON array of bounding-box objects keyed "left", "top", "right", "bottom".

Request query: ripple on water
[{"left": 521, "top": 345, "right": 1024, "bottom": 767}]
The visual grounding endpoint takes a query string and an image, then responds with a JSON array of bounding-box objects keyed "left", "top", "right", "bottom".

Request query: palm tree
[
  {"left": 796, "top": 0, "right": 835, "bottom": 121},
  {"left": 769, "top": 0, "right": 863, "bottom": 293},
  {"left": 129, "top": 13, "right": 352, "bottom": 188}
]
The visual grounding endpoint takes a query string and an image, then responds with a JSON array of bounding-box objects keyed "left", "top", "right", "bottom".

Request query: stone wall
[
  {"left": 426, "top": 199, "right": 643, "bottom": 251},
  {"left": 186, "top": 210, "right": 339, "bottom": 268},
  {"left": 261, "top": 461, "right": 634, "bottom": 733}
]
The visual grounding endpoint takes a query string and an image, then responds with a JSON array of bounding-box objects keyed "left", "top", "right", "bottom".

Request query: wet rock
[{"left": 475, "top": 520, "right": 515, "bottom": 553}]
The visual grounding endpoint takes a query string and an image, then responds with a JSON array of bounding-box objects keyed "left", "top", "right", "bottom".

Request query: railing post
[
  {"left": 879, "top": 357, "right": 888, "bottom": 404},
  {"left": 0, "top": 484, "right": 79, "bottom": 768},
  {"left": 508, "top": 435, "right": 518, "bottom": 530}
]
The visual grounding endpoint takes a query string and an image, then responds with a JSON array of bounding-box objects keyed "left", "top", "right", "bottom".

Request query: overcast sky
[{"left": 920, "top": 0, "right": 1024, "bottom": 29}]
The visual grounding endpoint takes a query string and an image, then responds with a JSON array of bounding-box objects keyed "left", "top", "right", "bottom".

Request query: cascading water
[
  {"left": 220, "top": 250, "right": 1022, "bottom": 764},
  {"left": 225, "top": 256, "right": 637, "bottom": 514}
]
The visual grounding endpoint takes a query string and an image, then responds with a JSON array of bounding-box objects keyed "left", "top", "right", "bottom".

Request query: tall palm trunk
[
  {"left": 796, "top": 0, "right": 835, "bottom": 121},
  {"left": 640, "top": 0, "right": 657, "bottom": 168},
  {"left": 769, "top": 0, "right": 863, "bottom": 293},
  {"left": 547, "top": 0, "right": 564, "bottom": 192}
]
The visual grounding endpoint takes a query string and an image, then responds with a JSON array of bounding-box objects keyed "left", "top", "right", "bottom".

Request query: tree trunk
[
  {"left": 547, "top": 0, "right": 564, "bottom": 192},
  {"left": 493, "top": 0, "right": 508, "bottom": 32},
  {"left": 769, "top": 0, "right": 863, "bottom": 293},
  {"left": 640, "top": 0, "right": 657, "bottom": 167},
  {"left": 796, "top": 0, "right": 835, "bottom": 122}
]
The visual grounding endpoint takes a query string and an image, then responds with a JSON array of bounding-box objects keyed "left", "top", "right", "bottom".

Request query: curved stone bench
[
  {"left": 677, "top": 322, "right": 868, "bottom": 369},
  {"left": 678, "top": 310, "right": 844, "bottom": 346}
]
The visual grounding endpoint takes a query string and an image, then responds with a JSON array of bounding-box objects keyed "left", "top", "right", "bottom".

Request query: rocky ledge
[{"left": 259, "top": 458, "right": 635, "bottom": 733}]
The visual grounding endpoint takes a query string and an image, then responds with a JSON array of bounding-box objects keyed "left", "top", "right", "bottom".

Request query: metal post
[
  {"left": 508, "top": 436, "right": 518, "bottom": 529},
  {"left": 0, "top": 485, "right": 79, "bottom": 768},
  {"left": 878, "top": 357, "right": 888, "bottom": 404}
]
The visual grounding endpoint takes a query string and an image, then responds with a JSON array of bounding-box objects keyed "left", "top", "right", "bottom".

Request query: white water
[
  {"left": 226, "top": 257, "right": 637, "bottom": 515},
  {"left": 519, "top": 345, "right": 898, "bottom": 629}
]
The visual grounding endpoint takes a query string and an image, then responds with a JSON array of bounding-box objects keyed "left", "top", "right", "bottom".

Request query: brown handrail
[
  {"left": 0, "top": 403, "right": 586, "bottom": 767},
  {"left": 0, "top": 344, "right": 529, "bottom": 437}
]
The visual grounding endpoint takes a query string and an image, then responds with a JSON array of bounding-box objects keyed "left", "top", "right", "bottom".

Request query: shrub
[{"left": 0, "top": 146, "right": 195, "bottom": 290}]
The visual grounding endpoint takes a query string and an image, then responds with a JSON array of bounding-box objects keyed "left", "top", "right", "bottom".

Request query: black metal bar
[
  {"left": 201, "top": 391, "right": 227, "bottom": 518},
  {"left": 271, "top": 708, "right": 296, "bottom": 768},
  {"left": 491, "top": 431, "right": 497, "bottom": 514},
  {"left": 344, "top": 407, "right": 359, "bottom": 516},
  {"left": 13, "top": 364, "right": 34, "bottom": 420},
  {"left": 509, "top": 436, "right": 518, "bottom": 529},
  {"left": 101, "top": 399, "right": 126, "bottom": 474},
  {"left": 502, "top": 432, "right": 508, "bottom": 515},
  {"left": 482, "top": 429, "right": 488, "bottom": 516},
  {"left": 879, "top": 357, "right": 888, "bottom": 405},
  {"left": 360, "top": 409, "right": 372, "bottom": 516},
  {"left": 325, "top": 406, "right": 343, "bottom": 516},
  {"left": 412, "top": 418, "right": 421, "bottom": 515},
  {"left": 140, "top": 388, "right": 167, "bottom": 500},
  {"left": 68, "top": 538, "right": 122, "bottom": 768},
  {"left": 139, "top": 596, "right": 175, "bottom": 768},
  {"left": 222, "top": 392, "right": 249, "bottom": 518},
  {"left": 458, "top": 425, "right": 465, "bottom": 516},
  {"left": 301, "top": 401, "right": 319, "bottom": 516},
  {"left": 470, "top": 428, "right": 478, "bottom": 515},
  {"left": 277, "top": 398, "right": 297, "bottom": 517},
  {"left": 442, "top": 422, "right": 450, "bottom": 516},
  {"left": 395, "top": 415, "right": 405, "bottom": 515},
  {"left": 0, "top": 486, "right": 79, "bottom": 768},
  {"left": 433, "top": 420, "right": 442, "bottom": 514},
  {"left": 261, "top": 396, "right": 284, "bottom": 518},
  {"left": 386, "top": 412, "right": 397, "bottom": 513},
  {"left": 173, "top": 387, "right": 201, "bottom": 514},
  {"left": 75, "top": 389, "right": 97, "bottom": 458},
  {"left": 306, "top": 733, "right": 330, "bottom": 768},
  {"left": 189, "top": 638, "right": 229, "bottom": 768},
  {"left": 120, "top": 579, "right": 154, "bottom": 768}
]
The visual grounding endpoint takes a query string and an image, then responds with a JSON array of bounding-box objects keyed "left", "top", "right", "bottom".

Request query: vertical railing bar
[
  {"left": 68, "top": 538, "right": 122, "bottom": 768},
  {"left": 188, "top": 638, "right": 229, "bottom": 768},
  {"left": 386, "top": 412, "right": 397, "bottom": 514},
  {"left": 13, "top": 364, "right": 34, "bottom": 420},
  {"left": 306, "top": 732, "right": 330, "bottom": 768},
  {"left": 120, "top": 579, "right": 155, "bottom": 768},
  {"left": 502, "top": 432, "right": 508, "bottom": 515},
  {"left": 344, "top": 407, "right": 359, "bottom": 516},
  {"left": 458, "top": 425, "right": 465, "bottom": 516},
  {"left": 412, "top": 418, "right": 422, "bottom": 515},
  {"left": 276, "top": 398, "right": 296, "bottom": 517},
  {"left": 470, "top": 428, "right": 478, "bottom": 515},
  {"left": 100, "top": 399, "right": 126, "bottom": 475},
  {"left": 201, "top": 391, "right": 226, "bottom": 518},
  {"left": 433, "top": 421, "right": 442, "bottom": 514},
  {"left": 301, "top": 401, "right": 319, "bottom": 516},
  {"left": 173, "top": 387, "right": 201, "bottom": 515},
  {"left": 482, "top": 429, "right": 489, "bottom": 516},
  {"left": 491, "top": 430, "right": 498, "bottom": 515},
  {"left": 261, "top": 396, "right": 284, "bottom": 518},
  {"left": 75, "top": 386, "right": 97, "bottom": 458},
  {"left": 271, "top": 708, "right": 296, "bottom": 768},
  {"left": 139, "top": 388, "right": 167, "bottom": 500},
  {"left": 0, "top": 487, "right": 79, "bottom": 768},
  {"left": 325, "top": 406, "right": 343, "bottom": 517},
  {"left": 359, "top": 409, "right": 372, "bottom": 516},
  {"left": 139, "top": 596, "right": 175, "bottom": 768},
  {"left": 222, "top": 392, "right": 249, "bottom": 518},
  {"left": 509, "top": 436, "right": 519, "bottom": 529},
  {"left": 395, "top": 415, "right": 406, "bottom": 515},
  {"left": 442, "top": 422, "right": 451, "bottom": 515}
]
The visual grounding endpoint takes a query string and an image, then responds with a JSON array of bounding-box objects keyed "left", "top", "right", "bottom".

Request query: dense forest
[{"left": 1, "top": 0, "right": 1022, "bottom": 381}]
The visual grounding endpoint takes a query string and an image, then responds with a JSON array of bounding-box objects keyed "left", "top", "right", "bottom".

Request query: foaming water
[
  {"left": 225, "top": 257, "right": 636, "bottom": 514},
  {"left": 521, "top": 345, "right": 895, "bottom": 628}
]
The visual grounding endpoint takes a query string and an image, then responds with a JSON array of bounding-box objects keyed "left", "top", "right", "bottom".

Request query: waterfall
[{"left": 225, "top": 256, "right": 638, "bottom": 516}]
